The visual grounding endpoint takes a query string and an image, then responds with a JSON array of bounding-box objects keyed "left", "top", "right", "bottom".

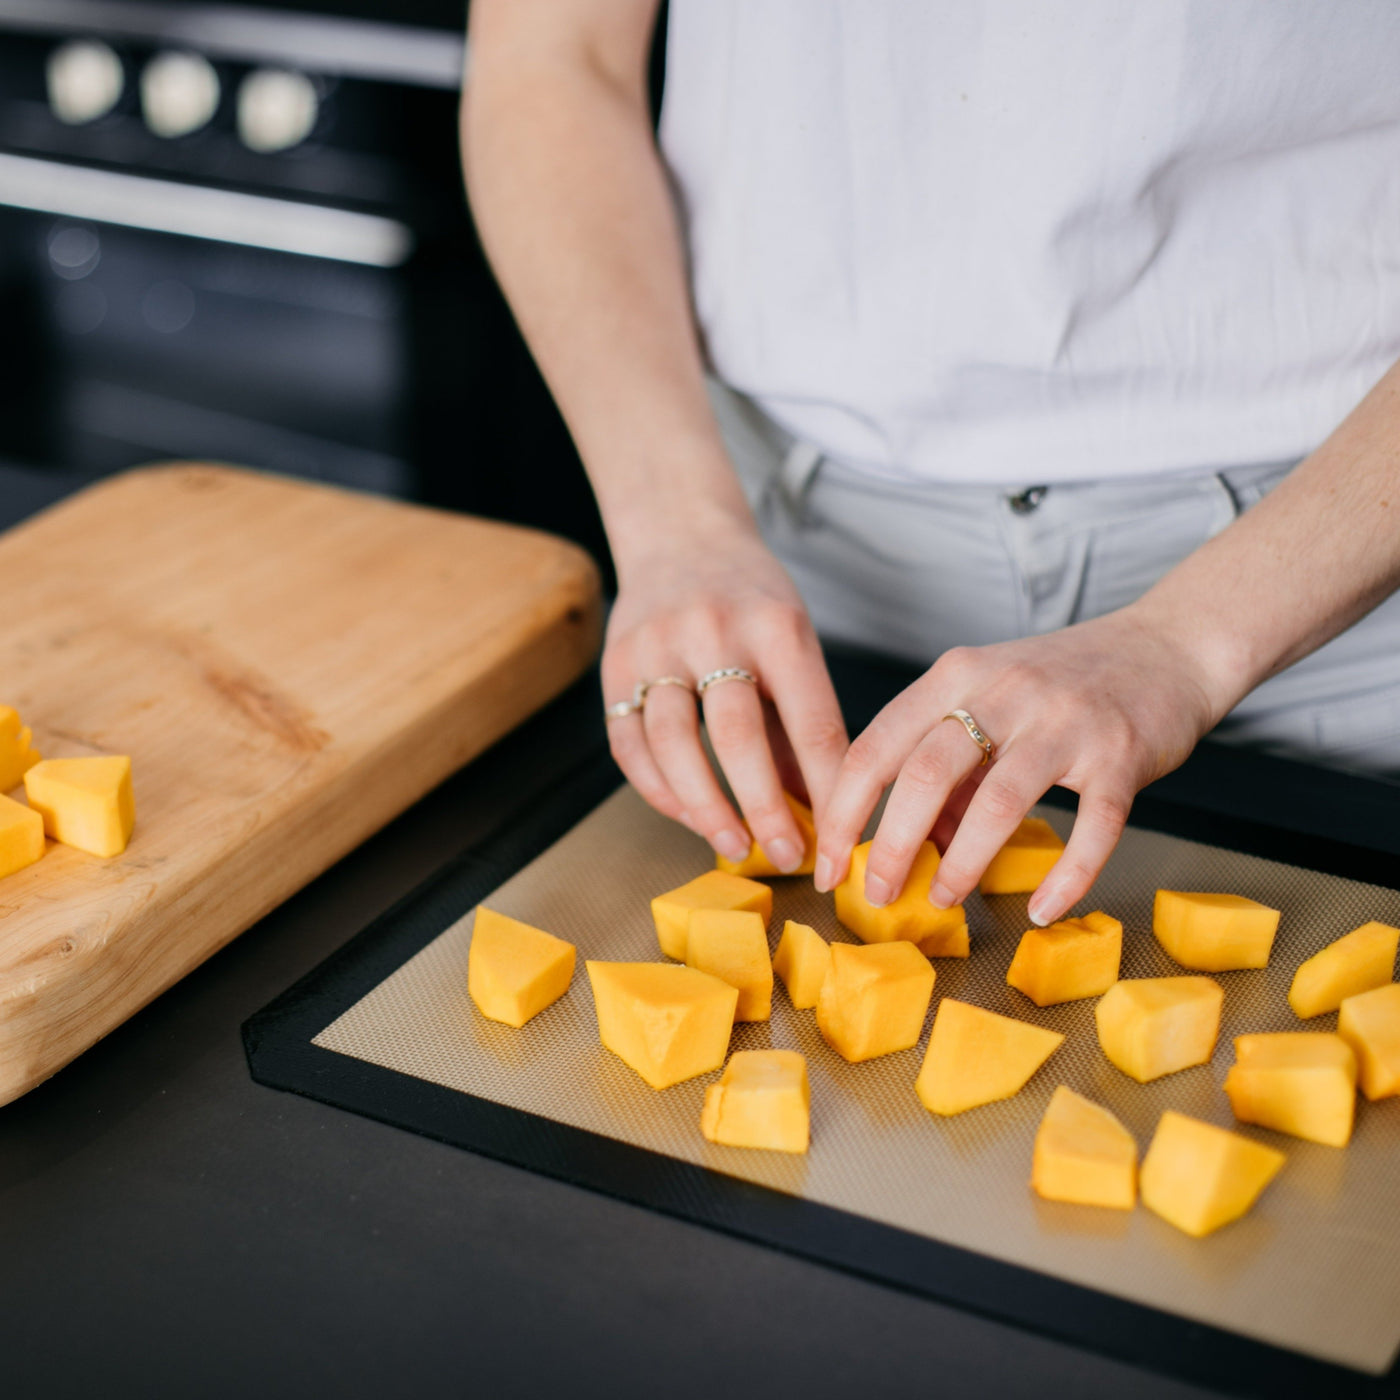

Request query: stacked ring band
[
  {"left": 942, "top": 707, "right": 996, "bottom": 765},
  {"left": 604, "top": 674, "right": 698, "bottom": 722},
  {"left": 697, "top": 666, "right": 759, "bottom": 696}
]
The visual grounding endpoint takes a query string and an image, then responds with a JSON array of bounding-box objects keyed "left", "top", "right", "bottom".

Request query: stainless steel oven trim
[
  {"left": 0, "top": 0, "right": 466, "bottom": 90},
  {"left": 0, "top": 151, "right": 415, "bottom": 266}
]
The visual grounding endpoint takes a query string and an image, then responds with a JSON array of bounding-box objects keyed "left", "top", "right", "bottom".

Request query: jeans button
[{"left": 1007, "top": 485, "right": 1048, "bottom": 514}]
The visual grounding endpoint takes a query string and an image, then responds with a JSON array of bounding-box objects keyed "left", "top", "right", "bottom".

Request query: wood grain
[{"left": 0, "top": 464, "right": 601, "bottom": 1105}]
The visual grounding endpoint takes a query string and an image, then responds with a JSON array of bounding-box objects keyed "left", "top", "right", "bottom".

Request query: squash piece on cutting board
[
  {"left": 1338, "top": 983, "right": 1400, "bottom": 1100},
  {"left": 916, "top": 998, "right": 1063, "bottom": 1115},
  {"left": 586, "top": 961, "right": 737, "bottom": 1089},
  {"left": 979, "top": 816, "right": 1065, "bottom": 895},
  {"left": 1031, "top": 1086, "right": 1137, "bottom": 1210},
  {"left": 651, "top": 870, "right": 771, "bottom": 962},
  {"left": 772, "top": 920, "right": 831, "bottom": 1010},
  {"left": 835, "top": 841, "right": 968, "bottom": 957},
  {"left": 0, "top": 707, "right": 41, "bottom": 792},
  {"left": 1289, "top": 921, "right": 1400, "bottom": 1019},
  {"left": 0, "top": 793, "right": 44, "bottom": 880},
  {"left": 467, "top": 907, "right": 575, "bottom": 1028},
  {"left": 1223, "top": 1032, "right": 1357, "bottom": 1147},
  {"left": 1153, "top": 889, "right": 1280, "bottom": 971},
  {"left": 1140, "top": 1111, "right": 1285, "bottom": 1238},
  {"left": 716, "top": 792, "right": 817, "bottom": 878},
  {"left": 816, "top": 941, "right": 935, "bottom": 1063},
  {"left": 1096, "top": 976, "right": 1224, "bottom": 1083},
  {"left": 24, "top": 755, "right": 134, "bottom": 858},
  {"left": 1006, "top": 910, "right": 1122, "bottom": 1007},
  {"left": 686, "top": 908, "right": 773, "bottom": 1021},
  {"left": 701, "top": 1049, "right": 810, "bottom": 1153}
]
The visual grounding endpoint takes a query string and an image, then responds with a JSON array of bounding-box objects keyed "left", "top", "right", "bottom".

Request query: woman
[{"left": 463, "top": 0, "right": 1400, "bottom": 925}]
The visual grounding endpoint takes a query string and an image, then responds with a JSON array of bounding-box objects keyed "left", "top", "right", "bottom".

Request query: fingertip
[{"left": 813, "top": 851, "right": 841, "bottom": 893}]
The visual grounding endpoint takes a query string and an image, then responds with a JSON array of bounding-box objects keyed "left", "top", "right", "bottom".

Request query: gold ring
[
  {"left": 942, "top": 708, "right": 995, "bottom": 765},
  {"left": 604, "top": 680, "right": 647, "bottom": 722},
  {"left": 697, "top": 667, "right": 759, "bottom": 696},
  {"left": 638, "top": 675, "right": 695, "bottom": 702}
]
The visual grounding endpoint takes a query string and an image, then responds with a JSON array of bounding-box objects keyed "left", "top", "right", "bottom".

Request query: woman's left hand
[{"left": 813, "top": 604, "right": 1239, "bottom": 925}]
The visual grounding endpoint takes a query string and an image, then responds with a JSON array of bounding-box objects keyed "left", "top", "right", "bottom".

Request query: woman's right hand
[{"left": 603, "top": 515, "right": 849, "bottom": 872}]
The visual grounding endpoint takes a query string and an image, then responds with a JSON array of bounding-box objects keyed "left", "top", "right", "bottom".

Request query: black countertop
[{"left": 0, "top": 467, "right": 1394, "bottom": 1400}]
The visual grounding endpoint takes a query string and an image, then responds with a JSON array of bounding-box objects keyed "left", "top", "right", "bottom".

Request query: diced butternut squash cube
[
  {"left": 686, "top": 908, "right": 773, "bottom": 1021},
  {"left": 1223, "top": 1032, "right": 1356, "bottom": 1147},
  {"left": 772, "top": 920, "right": 831, "bottom": 1010},
  {"left": 24, "top": 755, "right": 134, "bottom": 858},
  {"left": 915, "top": 998, "right": 1064, "bottom": 1115},
  {"left": 467, "top": 907, "right": 576, "bottom": 1028},
  {"left": 586, "top": 961, "right": 737, "bottom": 1089},
  {"left": 1338, "top": 982, "right": 1400, "bottom": 1100},
  {"left": 835, "top": 841, "right": 968, "bottom": 957},
  {"left": 816, "top": 942, "right": 935, "bottom": 1063},
  {"left": 0, "top": 793, "right": 44, "bottom": 880},
  {"left": 979, "top": 816, "right": 1065, "bottom": 895},
  {"left": 1288, "top": 921, "right": 1400, "bottom": 1019},
  {"left": 0, "top": 707, "right": 41, "bottom": 791},
  {"left": 1095, "top": 976, "right": 1224, "bottom": 1083},
  {"left": 700, "top": 1050, "right": 810, "bottom": 1153},
  {"left": 1153, "top": 889, "right": 1280, "bottom": 971},
  {"left": 1140, "top": 1110, "right": 1285, "bottom": 1237},
  {"left": 1006, "top": 910, "right": 1122, "bottom": 1007},
  {"left": 651, "top": 870, "right": 772, "bottom": 961},
  {"left": 1031, "top": 1086, "right": 1137, "bottom": 1210},
  {"left": 716, "top": 792, "right": 817, "bottom": 877}
]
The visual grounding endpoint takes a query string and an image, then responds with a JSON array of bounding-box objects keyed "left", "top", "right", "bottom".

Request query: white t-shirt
[{"left": 660, "top": 1, "right": 1400, "bottom": 485}]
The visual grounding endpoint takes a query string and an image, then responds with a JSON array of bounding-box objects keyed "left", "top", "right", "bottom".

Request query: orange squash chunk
[
  {"left": 1140, "top": 1111, "right": 1285, "bottom": 1237},
  {"left": 1153, "top": 889, "right": 1280, "bottom": 971},
  {"left": 816, "top": 942, "right": 935, "bottom": 1063},
  {"left": 835, "top": 841, "right": 968, "bottom": 957},
  {"left": 916, "top": 998, "right": 1063, "bottom": 1115},
  {"left": 1223, "top": 1032, "right": 1357, "bottom": 1147},
  {"left": 1006, "top": 910, "right": 1122, "bottom": 1007},
  {"left": 772, "top": 920, "right": 831, "bottom": 1010},
  {"left": 979, "top": 816, "right": 1065, "bottom": 895},
  {"left": 0, "top": 707, "right": 41, "bottom": 792},
  {"left": 1289, "top": 921, "right": 1399, "bottom": 1019},
  {"left": 1095, "top": 976, "right": 1224, "bottom": 1083},
  {"left": 651, "top": 870, "right": 772, "bottom": 961},
  {"left": 467, "top": 907, "right": 576, "bottom": 1028},
  {"left": 701, "top": 1050, "right": 810, "bottom": 1153},
  {"left": 1338, "top": 983, "right": 1400, "bottom": 1100},
  {"left": 0, "top": 793, "right": 44, "bottom": 880},
  {"left": 24, "top": 755, "right": 135, "bottom": 858},
  {"left": 686, "top": 908, "right": 773, "bottom": 1021},
  {"left": 1031, "top": 1086, "right": 1137, "bottom": 1210},
  {"left": 586, "top": 961, "right": 737, "bottom": 1089},
  {"left": 716, "top": 793, "right": 817, "bottom": 877}
]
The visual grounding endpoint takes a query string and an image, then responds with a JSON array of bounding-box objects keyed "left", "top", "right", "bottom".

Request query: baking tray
[{"left": 245, "top": 752, "right": 1400, "bottom": 1397}]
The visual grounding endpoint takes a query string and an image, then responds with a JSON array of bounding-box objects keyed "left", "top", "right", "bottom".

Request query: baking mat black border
[{"left": 244, "top": 750, "right": 1400, "bottom": 1399}]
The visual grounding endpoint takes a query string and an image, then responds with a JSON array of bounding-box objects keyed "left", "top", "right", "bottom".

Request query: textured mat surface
[{"left": 315, "top": 785, "right": 1400, "bottom": 1373}]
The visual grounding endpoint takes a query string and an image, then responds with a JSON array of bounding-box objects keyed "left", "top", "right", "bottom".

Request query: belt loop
[{"left": 777, "top": 440, "right": 824, "bottom": 520}]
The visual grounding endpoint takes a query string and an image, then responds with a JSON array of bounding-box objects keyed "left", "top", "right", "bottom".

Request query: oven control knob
[
  {"left": 47, "top": 39, "right": 125, "bottom": 125},
  {"left": 140, "top": 50, "right": 221, "bottom": 139},
  {"left": 236, "top": 68, "right": 320, "bottom": 154}
]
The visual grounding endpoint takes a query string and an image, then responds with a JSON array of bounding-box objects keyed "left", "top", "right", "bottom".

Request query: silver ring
[{"left": 697, "top": 667, "right": 759, "bottom": 696}]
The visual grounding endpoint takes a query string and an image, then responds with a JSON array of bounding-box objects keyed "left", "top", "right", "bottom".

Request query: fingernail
[
  {"left": 716, "top": 828, "right": 752, "bottom": 862},
  {"left": 767, "top": 837, "right": 802, "bottom": 874},
  {"left": 1027, "top": 887, "right": 1061, "bottom": 927},
  {"left": 929, "top": 881, "right": 955, "bottom": 910},
  {"left": 864, "top": 873, "right": 893, "bottom": 908},
  {"left": 814, "top": 853, "right": 838, "bottom": 892}
]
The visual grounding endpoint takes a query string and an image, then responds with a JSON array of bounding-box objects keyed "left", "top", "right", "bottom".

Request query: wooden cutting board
[{"left": 0, "top": 464, "right": 602, "bottom": 1105}]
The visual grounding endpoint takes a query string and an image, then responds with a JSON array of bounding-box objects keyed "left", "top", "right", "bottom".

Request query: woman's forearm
[
  {"left": 1131, "top": 357, "right": 1400, "bottom": 718},
  {"left": 462, "top": 0, "right": 753, "bottom": 583}
]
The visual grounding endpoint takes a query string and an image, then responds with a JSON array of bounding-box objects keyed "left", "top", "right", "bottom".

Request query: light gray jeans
[{"left": 709, "top": 378, "right": 1400, "bottom": 778}]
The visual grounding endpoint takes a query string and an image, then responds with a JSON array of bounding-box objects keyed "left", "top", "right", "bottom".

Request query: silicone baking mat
[{"left": 306, "top": 782, "right": 1400, "bottom": 1377}]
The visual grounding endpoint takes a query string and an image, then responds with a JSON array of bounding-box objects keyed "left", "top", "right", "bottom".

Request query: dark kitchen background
[{"left": 0, "top": 0, "right": 665, "bottom": 582}]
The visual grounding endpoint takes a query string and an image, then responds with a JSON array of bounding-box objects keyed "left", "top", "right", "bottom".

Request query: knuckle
[
  {"left": 792, "top": 713, "right": 848, "bottom": 759},
  {"left": 705, "top": 706, "right": 757, "bottom": 751},
  {"left": 901, "top": 746, "right": 953, "bottom": 795},
  {"left": 842, "top": 733, "right": 886, "bottom": 781},
  {"left": 977, "top": 780, "right": 1028, "bottom": 825},
  {"left": 646, "top": 710, "right": 694, "bottom": 748}
]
